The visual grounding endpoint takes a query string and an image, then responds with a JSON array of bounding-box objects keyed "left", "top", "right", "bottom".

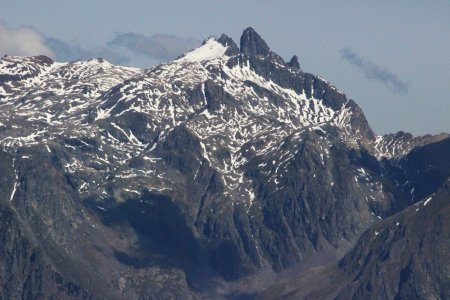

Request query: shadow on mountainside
[{"left": 84, "top": 190, "right": 220, "bottom": 293}]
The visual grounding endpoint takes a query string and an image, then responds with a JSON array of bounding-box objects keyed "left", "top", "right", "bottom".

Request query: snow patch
[
  {"left": 423, "top": 196, "right": 432, "bottom": 206},
  {"left": 176, "top": 39, "right": 227, "bottom": 63}
]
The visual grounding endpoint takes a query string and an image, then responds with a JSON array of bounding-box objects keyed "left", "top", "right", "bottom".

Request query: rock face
[
  {"left": 0, "top": 28, "right": 448, "bottom": 299},
  {"left": 336, "top": 180, "right": 450, "bottom": 300},
  {"left": 0, "top": 203, "right": 91, "bottom": 300},
  {"left": 260, "top": 180, "right": 450, "bottom": 300},
  {"left": 240, "top": 27, "right": 271, "bottom": 58}
]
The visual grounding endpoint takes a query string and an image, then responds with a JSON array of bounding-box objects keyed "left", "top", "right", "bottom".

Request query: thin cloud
[
  {"left": 45, "top": 37, "right": 130, "bottom": 65},
  {"left": 0, "top": 22, "right": 53, "bottom": 57},
  {"left": 108, "top": 32, "right": 201, "bottom": 62},
  {"left": 46, "top": 32, "right": 200, "bottom": 66},
  {"left": 0, "top": 21, "right": 201, "bottom": 67},
  {"left": 341, "top": 47, "right": 409, "bottom": 94}
]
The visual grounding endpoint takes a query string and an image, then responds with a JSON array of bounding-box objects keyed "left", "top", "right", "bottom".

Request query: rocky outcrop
[{"left": 0, "top": 204, "right": 92, "bottom": 300}]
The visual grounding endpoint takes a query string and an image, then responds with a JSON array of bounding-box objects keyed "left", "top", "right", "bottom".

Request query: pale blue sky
[{"left": 1, "top": 0, "right": 449, "bottom": 135}]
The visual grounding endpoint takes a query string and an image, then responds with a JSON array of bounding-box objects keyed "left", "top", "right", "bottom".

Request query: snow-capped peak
[{"left": 175, "top": 38, "right": 227, "bottom": 63}]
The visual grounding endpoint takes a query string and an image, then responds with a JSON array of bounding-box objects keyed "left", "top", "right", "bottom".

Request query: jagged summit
[
  {"left": 217, "top": 33, "right": 239, "bottom": 56},
  {"left": 288, "top": 55, "right": 300, "bottom": 69},
  {"left": 240, "top": 26, "right": 271, "bottom": 57},
  {"left": 180, "top": 28, "right": 299, "bottom": 71},
  {"left": 0, "top": 27, "right": 425, "bottom": 157},
  {"left": 178, "top": 27, "right": 273, "bottom": 62}
]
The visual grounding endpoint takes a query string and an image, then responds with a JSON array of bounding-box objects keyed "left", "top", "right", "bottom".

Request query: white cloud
[{"left": 0, "top": 22, "right": 54, "bottom": 57}]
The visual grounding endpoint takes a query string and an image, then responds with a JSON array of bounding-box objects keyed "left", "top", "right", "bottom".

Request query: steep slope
[
  {"left": 0, "top": 203, "right": 92, "bottom": 300},
  {"left": 260, "top": 136, "right": 450, "bottom": 299},
  {"left": 0, "top": 146, "right": 198, "bottom": 299},
  {"left": 0, "top": 27, "right": 448, "bottom": 299},
  {"left": 362, "top": 136, "right": 450, "bottom": 218},
  {"left": 374, "top": 131, "right": 449, "bottom": 159},
  {"left": 259, "top": 179, "right": 450, "bottom": 300},
  {"left": 336, "top": 179, "right": 450, "bottom": 300}
]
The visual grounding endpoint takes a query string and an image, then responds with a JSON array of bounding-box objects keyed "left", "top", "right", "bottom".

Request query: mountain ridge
[{"left": 0, "top": 27, "right": 448, "bottom": 299}]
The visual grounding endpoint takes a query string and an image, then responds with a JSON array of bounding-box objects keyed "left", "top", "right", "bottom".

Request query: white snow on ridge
[
  {"left": 423, "top": 196, "right": 432, "bottom": 206},
  {"left": 0, "top": 55, "right": 142, "bottom": 104},
  {"left": 10, "top": 177, "right": 19, "bottom": 202},
  {"left": 374, "top": 134, "right": 415, "bottom": 159},
  {"left": 176, "top": 39, "right": 227, "bottom": 63},
  {"left": 10, "top": 159, "right": 19, "bottom": 202}
]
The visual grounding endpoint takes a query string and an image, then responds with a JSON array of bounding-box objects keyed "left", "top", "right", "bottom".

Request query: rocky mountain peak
[
  {"left": 33, "top": 55, "right": 54, "bottom": 65},
  {"left": 217, "top": 33, "right": 239, "bottom": 56},
  {"left": 240, "top": 27, "right": 271, "bottom": 58},
  {"left": 288, "top": 55, "right": 300, "bottom": 69}
]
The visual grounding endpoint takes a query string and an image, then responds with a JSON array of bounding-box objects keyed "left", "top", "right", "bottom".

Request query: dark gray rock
[
  {"left": 337, "top": 179, "right": 450, "bottom": 300},
  {"left": 240, "top": 27, "right": 271, "bottom": 58},
  {"left": 217, "top": 34, "right": 239, "bottom": 56},
  {"left": 287, "top": 55, "right": 300, "bottom": 69}
]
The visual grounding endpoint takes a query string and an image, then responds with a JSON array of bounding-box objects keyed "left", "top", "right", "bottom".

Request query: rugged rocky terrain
[
  {"left": 261, "top": 175, "right": 450, "bottom": 300},
  {"left": 0, "top": 27, "right": 448, "bottom": 299}
]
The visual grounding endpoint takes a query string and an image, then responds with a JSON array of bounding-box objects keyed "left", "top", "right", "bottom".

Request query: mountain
[{"left": 0, "top": 27, "right": 448, "bottom": 299}]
